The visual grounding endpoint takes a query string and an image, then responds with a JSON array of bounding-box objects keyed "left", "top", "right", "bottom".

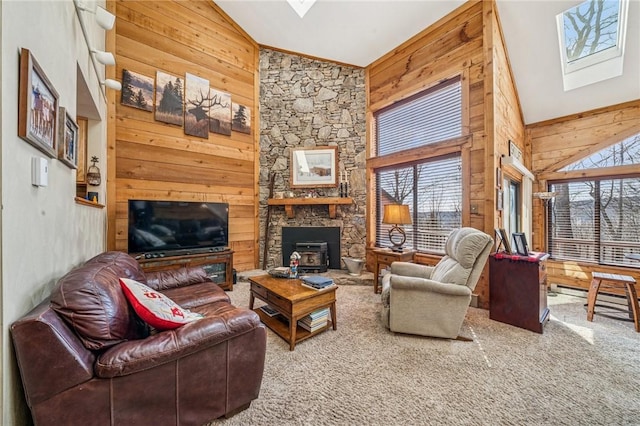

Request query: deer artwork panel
[
  {"left": 185, "top": 72, "right": 211, "bottom": 138},
  {"left": 208, "top": 88, "right": 231, "bottom": 136},
  {"left": 155, "top": 71, "right": 184, "bottom": 126},
  {"left": 121, "top": 69, "right": 154, "bottom": 112}
]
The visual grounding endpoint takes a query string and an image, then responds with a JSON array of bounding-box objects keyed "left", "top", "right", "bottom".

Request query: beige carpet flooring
[{"left": 209, "top": 279, "right": 640, "bottom": 426}]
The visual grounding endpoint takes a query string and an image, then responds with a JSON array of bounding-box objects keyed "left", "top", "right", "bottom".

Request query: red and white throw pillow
[{"left": 119, "top": 278, "right": 204, "bottom": 330}]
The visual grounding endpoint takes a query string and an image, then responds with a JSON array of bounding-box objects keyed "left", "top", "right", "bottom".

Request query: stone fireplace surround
[{"left": 258, "top": 48, "right": 367, "bottom": 270}]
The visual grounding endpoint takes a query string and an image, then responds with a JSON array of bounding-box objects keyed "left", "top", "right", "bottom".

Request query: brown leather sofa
[{"left": 11, "top": 251, "right": 266, "bottom": 426}]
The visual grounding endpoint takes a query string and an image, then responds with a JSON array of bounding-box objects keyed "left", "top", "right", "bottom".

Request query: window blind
[
  {"left": 550, "top": 177, "right": 640, "bottom": 266},
  {"left": 373, "top": 77, "right": 464, "bottom": 254},
  {"left": 376, "top": 155, "right": 462, "bottom": 253},
  {"left": 375, "top": 77, "right": 462, "bottom": 156}
]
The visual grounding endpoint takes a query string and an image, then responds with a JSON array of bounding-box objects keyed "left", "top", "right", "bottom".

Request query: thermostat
[{"left": 31, "top": 157, "right": 48, "bottom": 187}]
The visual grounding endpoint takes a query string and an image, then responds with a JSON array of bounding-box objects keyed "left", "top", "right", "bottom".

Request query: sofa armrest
[
  {"left": 95, "top": 305, "right": 261, "bottom": 378},
  {"left": 390, "top": 275, "right": 471, "bottom": 297},
  {"left": 390, "top": 262, "right": 435, "bottom": 279},
  {"left": 11, "top": 301, "right": 96, "bottom": 406},
  {"left": 145, "top": 266, "right": 211, "bottom": 291}
]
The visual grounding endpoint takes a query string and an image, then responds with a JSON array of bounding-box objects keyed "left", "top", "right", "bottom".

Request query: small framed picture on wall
[
  {"left": 57, "top": 107, "right": 79, "bottom": 169},
  {"left": 496, "top": 188, "right": 504, "bottom": 211}
]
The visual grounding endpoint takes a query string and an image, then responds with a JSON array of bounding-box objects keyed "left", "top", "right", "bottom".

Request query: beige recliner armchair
[{"left": 381, "top": 227, "right": 493, "bottom": 339}]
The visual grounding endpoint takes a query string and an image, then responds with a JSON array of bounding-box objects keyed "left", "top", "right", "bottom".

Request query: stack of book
[
  {"left": 297, "top": 307, "right": 330, "bottom": 332},
  {"left": 259, "top": 304, "right": 280, "bottom": 317},
  {"left": 300, "top": 275, "right": 336, "bottom": 291}
]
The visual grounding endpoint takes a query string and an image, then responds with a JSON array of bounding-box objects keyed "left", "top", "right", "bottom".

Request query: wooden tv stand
[{"left": 137, "top": 249, "right": 234, "bottom": 291}]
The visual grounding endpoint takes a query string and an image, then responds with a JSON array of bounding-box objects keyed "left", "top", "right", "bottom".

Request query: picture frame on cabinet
[
  {"left": 290, "top": 146, "right": 338, "bottom": 188},
  {"left": 513, "top": 232, "right": 529, "bottom": 256},
  {"left": 18, "top": 48, "right": 59, "bottom": 158},
  {"left": 497, "top": 228, "right": 512, "bottom": 254}
]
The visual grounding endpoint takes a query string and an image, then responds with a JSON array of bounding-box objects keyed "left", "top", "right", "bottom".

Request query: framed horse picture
[{"left": 18, "top": 48, "right": 59, "bottom": 158}]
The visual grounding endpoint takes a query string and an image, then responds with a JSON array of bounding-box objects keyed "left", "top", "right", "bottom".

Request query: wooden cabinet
[
  {"left": 489, "top": 253, "right": 550, "bottom": 333},
  {"left": 138, "top": 250, "right": 234, "bottom": 291},
  {"left": 372, "top": 248, "right": 416, "bottom": 294}
]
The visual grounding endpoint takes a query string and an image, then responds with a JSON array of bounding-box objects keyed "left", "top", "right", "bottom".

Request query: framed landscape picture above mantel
[
  {"left": 290, "top": 146, "right": 338, "bottom": 188},
  {"left": 18, "top": 48, "right": 59, "bottom": 158}
]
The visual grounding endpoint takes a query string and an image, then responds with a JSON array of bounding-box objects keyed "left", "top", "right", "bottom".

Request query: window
[
  {"left": 376, "top": 155, "right": 462, "bottom": 254},
  {"left": 375, "top": 77, "right": 462, "bottom": 156},
  {"left": 504, "top": 179, "right": 521, "bottom": 238},
  {"left": 549, "top": 132, "right": 640, "bottom": 266},
  {"left": 374, "top": 76, "right": 462, "bottom": 254},
  {"left": 556, "top": 0, "right": 629, "bottom": 90},
  {"left": 560, "top": 132, "right": 640, "bottom": 170},
  {"left": 373, "top": 77, "right": 463, "bottom": 254}
]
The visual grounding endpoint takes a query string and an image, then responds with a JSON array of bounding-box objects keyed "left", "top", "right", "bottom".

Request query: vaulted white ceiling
[{"left": 214, "top": 0, "right": 640, "bottom": 124}]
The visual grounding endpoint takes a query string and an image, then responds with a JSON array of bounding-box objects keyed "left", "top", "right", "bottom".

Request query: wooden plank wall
[
  {"left": 366, "top": 1, "right": 524, "bottom": 308},
  {"left": 488, "top": 1, "right": 526, "bottom": 210},
  {"left": 528, "top": 100, "right": 640, "bottom": 292},
  {"left": 366, "top": 0, "right": 485, "bottom": 254},
  {"left": 106, "top": 0, "right": 259, "bottom": 271}
]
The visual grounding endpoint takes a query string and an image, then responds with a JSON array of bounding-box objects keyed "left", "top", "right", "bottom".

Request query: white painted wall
[{"left": 1, "top": 1, "right": 108, "bottom": 424}]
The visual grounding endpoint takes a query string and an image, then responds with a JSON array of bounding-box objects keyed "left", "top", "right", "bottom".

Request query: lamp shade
[
  {"left": 95, "top": 6, "right": 116, "bottom": 31},
  {"left": 534, "top": 191, "right": 557, "bottom": 200},
  {"left": 92, "top": 50, "right": 115, "bottom": 66},
  {"left": 101, "top": 79, "right": 122, "bottom": 91},
  {"left": 382, "top": 204, "right": 412, "bottom": 225},
  {"left": 76, "top": 3, "right": 116, "bottom": 31}
]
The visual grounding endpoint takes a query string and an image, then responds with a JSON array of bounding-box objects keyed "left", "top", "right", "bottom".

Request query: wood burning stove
[
  {"left": 295, "top": 242, "right": 328, "bottom": 273},
  {"left": 282, "top": 227, "right": 340, "bottom": 271}
]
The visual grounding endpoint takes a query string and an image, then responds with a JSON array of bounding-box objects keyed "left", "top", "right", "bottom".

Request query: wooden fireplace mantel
[{"left": 267, "top": 197, "right": 353, "bottom": 219}]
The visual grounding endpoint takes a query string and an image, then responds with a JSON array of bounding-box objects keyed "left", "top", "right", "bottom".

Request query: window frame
[
  {"left": 555, "top": 0, "right": 629, "bottom": 90},
  {"left": 369, "top": 73, "right": 469, "bottom": 254},
  {"left": 548, "top": 174, "right": 640, "bottom": 268},
  {"left": 373, "top": 75, "right": 463, "bottom": 157},
  {"left": 374, "top": 152, "right": 463, "bottom": 254}
]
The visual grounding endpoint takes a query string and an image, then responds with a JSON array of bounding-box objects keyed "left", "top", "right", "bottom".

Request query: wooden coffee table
[{"left": 248, "top": 274, "right": 337, "bottom": 350}]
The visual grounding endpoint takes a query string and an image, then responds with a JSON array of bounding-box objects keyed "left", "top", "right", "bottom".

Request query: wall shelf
[
  {"left": 75, "top": 196, "right": 105, "bottom": 209},
  {"left": 267, "top": 197, "right": 353, "bottom": 219}
]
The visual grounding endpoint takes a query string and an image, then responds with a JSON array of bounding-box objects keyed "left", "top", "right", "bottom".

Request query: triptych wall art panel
[{"left": 121, "top": 69, "right": 251, "bottom": 138}]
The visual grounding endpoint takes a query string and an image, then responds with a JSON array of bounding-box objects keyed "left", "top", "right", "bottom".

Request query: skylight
[
  {"left": 556, "top": 0, "right": 629, "bottom": 91},
  {"left": 286, "top": 0, "right": 317, "bottom": 18}
]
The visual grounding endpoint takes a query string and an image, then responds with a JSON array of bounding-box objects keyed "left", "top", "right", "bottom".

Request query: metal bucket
[{"left": 342, "top": 257, "right": 364, "bottom": 276}]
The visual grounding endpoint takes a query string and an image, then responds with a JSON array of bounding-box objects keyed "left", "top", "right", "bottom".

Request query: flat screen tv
[{"left": 128, "top": 200, "right": 229, "bottom": 256}]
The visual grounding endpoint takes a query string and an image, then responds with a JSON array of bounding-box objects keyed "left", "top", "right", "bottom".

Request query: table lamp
[
  {"left": 382, "top": 204, "right": 412, "bottom": 252},
  {"left": 534, "top": 191, "right": 557, "bottom": 252}
]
